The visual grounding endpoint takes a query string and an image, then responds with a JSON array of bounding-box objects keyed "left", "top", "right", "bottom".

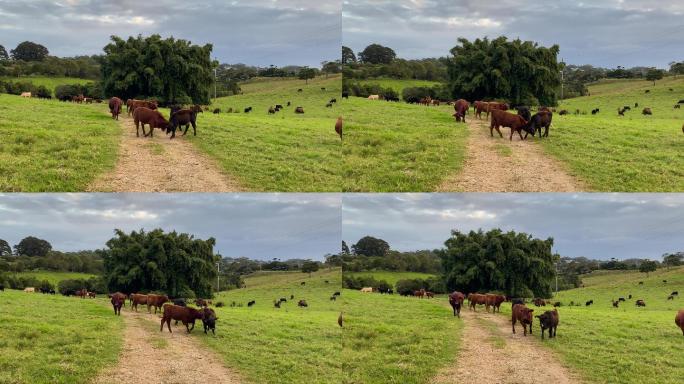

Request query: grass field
[
  {"left": 0, "top": 76, "right": 94, "bottom": 96},
  {"left": 495, "top": 266, "right": 684, "bottom": 384},
  {"left": 542, "top": 76, "right": 684, "bottom": 191},
  {"left": 185, "top": 75, "right": 342, "bottom": 191},
  {"left": 344, "top": 271, "right": 437, "bottom": 286},
  {"left": 0, "top": 95, "right": 119, "bottom": 191},
  {"left": 199, "top": 268, "right": 343, "bottom": 384},
  {"left": 12, "top": 271, "right": 96, "bottom": 285},
  {"left": 342, "top": 93, "right": 467, "bottom": 191},
  {"left": 357, "top": 78, "right": 441, "bottom": 94},
  {"left": 0, "top": 290, "right": 123, "bottom": 384}
]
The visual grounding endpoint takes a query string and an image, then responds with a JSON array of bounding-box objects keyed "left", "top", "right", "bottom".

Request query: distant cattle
[
  {"left": 297, "top": 89, "right": 303, "bottom": 92},
  {"left": 618, "top": 297, "right": 626, "bottom": 302},
  {"left": 524, "top": 111, "right": 553, "bottom": 138},
  {"left": 558, "top": 110, "right": 569, "bottom": 115},
  {"left": 367, "top": 95, "right": 380, "bottom": 100},
  {"left": 642, "top": 108, "right": 652, "bottom": 115},
  {"left": 131, "top": 294, "right": 148, "bottom": 312},
  {"left": 172, "top": 298, "right": 187, "bottom": 307},
  {"left": 676, "top": 310, "right": 684, "bottom": 336},
  {"left": 201, "top": 307, "right": 217, "bottom": 335},
  {"left": 612, "top": 299, "right": 619, "bottom": 308},
  {"left": 326, "top": 103, "right": 333, "bottom": 108},
  {"left": 533, "top": 298, "right": 547, "bottom": 307},
  {"left": 330, "top": 296, "right": 336, "bottom": 301},
  {"left": 160, "top": 304, "right": 204, "bottom": 333},
  {"left": 553, "top": 302, "right": 561, "bottom": 307},
  {"left": 75, "top": 289, "right": 88, "bottom": 298},
  {"left": 298, "top": 300, "right": 308, "bottom": 307},
  {"left": 342, "top": 92, "right": 349, "bottom": 99},
  {"left": 244, "top": 107, "right": 252, "bottom": 113},
  {"left": 295, "top": 107, "right": 305, "bottom": 114},
  {"left": 338, "top": 312, "right": 344, "bottom": 328},
  {"left": 449, "top": 291, "right": 466, "bottom": 317},
  {"left": 360, "top": 287, "right": 373, "bottom": 293},
  {"left": 635, "top": 102, "right": 639, "bottom": 107},
  {"left": 269, "top": 106, "right": 276, "bottom": 114},
  {"left": 675, "top": 105, "right": 681, "bottom": 109},
  {"left": 638, "top": 282, "right": 643, "bottom": 285},
  {"left": 300, "top": 282, "right": 306, "bottom": 286},
  {"left": 147, "top": 294, "right": 169, "bottom": 314},
  {"left": 247, "top": 300, "right": 256, "bottom": 307},
  {"left": 672, "top": 291, "right": 679, "bottom": 296},
  {"left": 585, "top": 300, "right": 594, "bottom": 306},
  {"left": 168, "top": 109, "right": 198, "bottom": 138},
  {"left": 20, "top": 92, "right": 31, "bottom": 98},
  {"left": 512, "top": 304, "right": 534, "bottom": 336},
  {"left": 636, "top": 299, "right": 646, "bottom": 307},
  {"left": 194, "top": 298, "right": 210, "bottom": 307},
  {"left": 536, "top": 309, "right": 559, "bottom": 340},
  {"left": 333, "top": 291, "right": 341, "bottom": 296},
  {"left": 645, "top": 90, "right": 650, "bottom": 93},
  {"left": 335, "top": 117, "right": 343, "bottom": 140},
  {"left": 678, "top": 100, "right": 684, "bottom": 104},
  {"left": 24, "top": 287, "right": 35, "bottom": 293},
  {"left": 321, "top": 87, "right": 326, "bottom": 91},
  {"left": 629, "top": 294, "right": 633, "bottom": 299},
  {"left": 275, "top": 104, "right": 284, "bottom": 110},
  {"left": 213, "top": 108, "right": 221, "bottom": 114},
  {"left": 425, "top": 291, "right": 435, "bottom": 299},
  {"left": 127, "top": 99, "right": 157, "bottom": 116},
  {"left": 668, "top": 295, "right": 674, "bottom": 301},
  {"left": 0, "top": 284, "right": 4, "bottom": 291},
  {"left": 133, "top": 107, "right": 168, "bottom": 137},
  {"left": 109, "top": 97, "right": 123, "bottom": 120},
  {"left": 453, "top": 99, "right": 469, "bottom": 123},
  {"left": 490, "top": 109, "right": 534, "bottom": 140}
]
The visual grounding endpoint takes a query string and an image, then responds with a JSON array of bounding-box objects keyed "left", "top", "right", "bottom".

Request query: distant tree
[
  {"left": 645, "top": 68, "right": 664, "bottom": 85},
  {"left": 11, "top": 41, "right": 49, "bottom": 61},
  {"left": 301, "top": 261, "right": 319, "bottom": 277},
  {"left": 639, "top": 260, "right": 658, "bottom": 276},
  {"left": 341, "top": 241, "right": 350, "bottom": 255},
  {"left": 670, "top": 62, "right": 684, "bottom": 78},
  {"left": 342, "top": 46, "right": 356, "bottom": 64},
  {"left": 358, "top": 44, "right": 396, "bottom": 64},
  {"left": 14, "top": 236, "right": 52, "bottom": 257},
  {"left": 0, "top": 45, "right": 8, "bottom": 61},
  {"left": 298, "top": 66, "right": 317, "bottom": 84},
  {"left": 352, "top": 236, "right": 390, "bottom": 257},
  {"left": 321, "top": 61, "right": 341, "bottom": 78},
  {"left": 0, "top": 239, "right": 11, "bottom": 256},
  {"left": 662, "top": 252, "right": 683, "bottom": 269}
]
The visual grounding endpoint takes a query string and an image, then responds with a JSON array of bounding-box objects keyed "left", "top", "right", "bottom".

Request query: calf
[
  {"left": 449, "top": 291, "right": 465, "bottom": 317},
  {"left": 160, "top": 304, "right": 204, "bottom": 333},
  {"left": 167, "top": 109, "right": 198, "bottom": 138},
  {"left": 536, "top": 309, "right": 559, "bottom": 340},
  {"left": 490, "top": 109, "right": 533, "bottom": 140},
  {"left": 201, "top": 307, "right": 217, "bottom": 335},
  {"left": 512, "top": 304, "right": 534, "bottom": 336},
  {"left": 676, "top": 309, "right": 684, "bottom": 336},
  {"left": 133, "top": 107, "right": 168, "bottom": 137}
]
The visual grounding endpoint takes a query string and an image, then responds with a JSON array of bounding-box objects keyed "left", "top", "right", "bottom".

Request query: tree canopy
[
  {"left": 100, "top": 35, "right": 214, "bottom": 104},
  {"left": 358, "top": 44, "right": 396, "bottom": 65},
  {"left": 662, "top": 252, "right": 683, "bottom": 268},
  {"left": 0, "top": 239, "right": 11, "bottom": 257},
  {"left": 11, "top": 41, "right": 49, "bottom": 61},
  {"left": 301, "top": 260, "right": 320, "bottom": 277},
  {"left": 0, "top": 45, "right": 8, "bottom": 61},
  {"left": 352, "top": 236, "right": 390, "bottom": 257},
  {"left": 342, "top": 46, "right": 356, "bottom": 64},
  {"left": 645, "top": 68, "right": 664, "bottom": 85},
  {"left": 438, "top": 229, "right": 558, "bottom": 298},
  {"left": 298, "top": 67, "right": 317, "bottom": 84},
  {"left": 639, "top": 260, "right": 658, "bottom": 276},
  {"left": 14, "top": 236, "right": 52, "bottom": 257},
  {"left": 101, "top": 228, "right": 218, "bottom": 298},
  {"left": 447, "top": 37, "right": 561, "bottom": 106}
]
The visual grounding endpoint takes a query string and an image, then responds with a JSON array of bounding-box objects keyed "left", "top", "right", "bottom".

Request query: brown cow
[
  {"left": 335, "top": 117, "right": 343, "bottom": 140},
  {"left": 425, "top": 291, "right": 435, "bottom": 298},
  {"left": 130, "top": 293, "right": 148, "bottom": 312},
  {"left": 487, "top": 102, "right": 509, "bottom": 118},
  {"left": 475, "top": 102, "right": 490, "bottom": 119},
  {"left": 111, "top": 295, "right": 124, "bottom": 316},
  {"left": 490, "top": 109, "right": 533, "bottom": 141},
  {"left": 194, "top": 298, "right": 211, "bottom": 307},
  {"left": 295, "top": 106, "right": 305, "bottom": 114},
  {"left": 160, "top": 304, "right": 204, "bottom": 333},
  {"left": 533, "top": 298, "right": 547, "bottom": 307},
  {"left": 133, "top": 107, "right": 168, "bottom": 137},
  {"left": 147, "top": 294, "right": 169, "bottom": 314},
  {"left": 414, "top": 289, "right": 426, "bottom": 298},
  {"left": 486, "top": 294, "right": 506, "bottom": 313},
  {"left": 676, "top": 309, "right": 684, "bottom": 336},
  {"left": 642, "top": 108, "right": 652, "bottom": 115},
  {"left": 453, "top": 99, "right": 469, "bottom": 123},
  {"left": 536, "top": 308, "right": 559, "bottom": 340},
  {"left": 449, "top": 291, "right": 465, "bottom": 317},
  {"left": 128, "top": 99, "right": 158, "bottom": 116},
  {"left": 109, "top": 97, "right": 122, "bottom": 120},
  {"left": 512, "top": 303, "right": 534, "bottom": 336},
  {"left": 468, "top": 293, "right": 487, "bottom": 311},
  {"left": 109, "top": 292, "right": 127, "bottom": 307}
]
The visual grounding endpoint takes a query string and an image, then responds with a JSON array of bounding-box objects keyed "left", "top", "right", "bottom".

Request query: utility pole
[
  {"left": 560, "top": 70, "right": 564, "bottom": 101},
  {"left": 555, "top": 262, "right": 559, "bottom": 295},
  {"left": 214, "top": 64, "right": 217, "bottom": 100},
  {"left": 216, "top": 261, "right": 220, "bottom": 292}
]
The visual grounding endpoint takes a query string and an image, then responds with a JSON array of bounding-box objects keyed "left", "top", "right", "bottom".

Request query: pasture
[
  {"left": 344, "top": 271, "right": 436, "bottom": 286},
  {"left": 357, "top": 78, "right": 441, "bottom": 94},
  {"left": 0, "top": 95, "right": 119, "bottom": 191},
  {"left": 0, "top": 289, "right": 123, "bottom": 384},
  {"left": 200, "top": 268, "right": 343, "bottom": 384},
  {"left": 187, "top": 75, "right": 342, "bottom": 191},
  {"left": 11, "top": 271, "right": 96, "bottom": 285}
]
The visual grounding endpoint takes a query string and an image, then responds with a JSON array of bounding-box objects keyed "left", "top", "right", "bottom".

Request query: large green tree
[
  {"left": 446, "top": 37, "right": 561, "bottom": 106},
  {"left": 101, "top": 228, "right": 218, "bottom": 298},
  {"left": 645, "top": 68, "right": 664, "bottom": 85},
  {"left": 438, "top": 229, "right": 558, "bottom": 298},
  {"left": 342, "top": 46, "right": 356, "bottom": 64},
  {"left": 100, "top": 35, "right": 214, "bottom": 104},
  {"left": 301, "top": 261, "right": 320, "bottom": 277},
  {"left": 14, "top": 236, "right": 52, "bottom": 257},
  {"left": 639, "top": 260, "right": 658, "bottom": 276},
  {"left": 0, "top": 45, "right": 8, "bottom": 61},
  {"left": 358, "top": 44, "right": 396, "bottom": 65},
  {"left": 352, "top": 236, "right": 390, "bottom": 257},
  {"left": 11, "top": 41, "right": 49, "bottom": 61},
  {"left": 662, "top": 252, "right": 683, "bottom": 268},
  {"left": 0, "top": 239, "right": 12, "bottom": 256}
]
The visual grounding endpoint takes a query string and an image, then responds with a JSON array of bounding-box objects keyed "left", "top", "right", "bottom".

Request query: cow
[
  {"left": 333, "top": 292, "right": 341, "bottom": 296},
  {"left": 425, "top": 291, "right": 435, "bottom": 299},
  {"left": 536, "top": 309, "right": 559, "bottom": 340},
  {"left": 72, "top": 95, "right": 84, "bottom": 103},
  {"left": 133, "top": 107, "right": 168, "bottom": 137},
  {"left": 201, "top": 307, "right": 217, "bottom": 335},
  {"left": 618, "top": 297, "right": 626, "bottom": 302},
  {"left": 668, "top": 295, "right": 674, "bottom": 301},
  {"left": 111, "top": 295, "right": 124, "bottom": 315},
  {"left": 612, "top": 299, "right": 619, "bottom": 308},
  {"left": 213, "top": 108, "right": 221, "bottom": 114},
  {"left": 330, "top": 296, "right": 336, "bottom": 301},
  {"left": 335, "top": 117, "right": 343, "bottom": 140},
  {"left": 329, "top": 99, "right": 337, "bottom": 104},
  {"left": 642, "top": 108, "right": 652, "bottom": 115},
  {"left": 517, "top": 106, "right": 532, "bottom": 121},
  {"left": 512, "top": 304, "right": 534, "bottom": 336},
  {"left": 468, "top": 293, "right": 487, "bottom": 311},
  {"left": 298, "top": 300, "right": 308, "bottom": 307},
  {"left": 553, "top": 302, "right": 561, "bottom": 307},
  {"left": 167, "top": 109, "right": 198, "bottom": 138},
  {"left": 160, "top": 304, "right": 204, "bottom": 333},
  {"left": 367, "top": 95, "right": 380, "bottom": 100},
  {"left": 110, "top": 292, "right": 127, "bottom": 308},
  {"left": 0, "top": 284, "right": 4, "bottom": 291},
  {"left": 533, "top": 298, "right": 547, "bottom": 307},
  {"left": 130, "top": 294, "right": 148, "bottom": 312},
  {"left": 108, "top": 97, "right": 123, "bottom": 120},
  {"left": 20, "top": 92, "right": 31, "bottom": 98},
  {"left": 297, "top": 89, "right": 303, "bottom": 92},
  {"left": 269, "top": 106, "right": 276, "bottom": 114},
  {"left": 475, "top": 101, "right": 490, "bottom": 119},
  {"left": 453, "top": 99, "right": 469, "bottom": 122},
  {"left": 676, "top": 309, "right": 684, "bottom": 336},
  {"left": 194, "top": 298, "right": 210, "bottom": 307},
  {"left": 88, "top": 291, "right": 96, "bottom": 298},
  {"left": 675, "top": 105, "right": 681, "bottom": 109},
  {"left": 247, "top": 300, "right": 255, "bottom": 307},
  {"left": 490, "top": 109, "right": 533, "bottom": 140},
  {"left": 127, "top": 99, "right": 157, "bottom": 116},
  {"left": 558, "top": 110, "right": 569, "bottom": 115},
  {"left": 276, "top": 104, "right": 284, "bottom": 110},
  {"left": 449, "top": 291, "right": 465, "bottom": 317},
  {"left": 585, "top": 300, "right": 594, "bottom": 306},
  {"left": 326, "top": 103, "right": 333, "bottom": 108},
  {"left": 636, "top": 299, "right": 646, "bottom": 307},
  {"left": 24, "top": 287, "right": 36, "bottom": 293},
  {"left": 645, "top": 90, "right": 650, "bottom": 93},
  {"left": 486, "top": 294, "right": 506, "bottom": 313},
  {"left": 414, "top": 289, "right": 426, "bottom": 299},
  {"left": 147, "top": 294, "right": 169, "bottom": 314},
  {"left": 295, "top": 107, "right": 305, "bottom": 114},
  {"left": 524, "top": 111, "right": 553, "bottom": 138},
  {"left": 75, "top": 289, "right": 87, "bottom": 298},
  {"left": 672, "top": 291, "right": 679, "bottom": 297},
  {"left": 360, "top": 287, "right": 373, "bottom": 293},
  {"left": 244, "top": 107, "right": 252, "bottom": 113},
  {"left": 274, "top": 300, "right": 281, "bottom": 308},
  {"left": 342, "top": 92, "right": 349, "bottom": 99},
  {"left": 338, "top": 312, "right": 344, "bottom": 328}
]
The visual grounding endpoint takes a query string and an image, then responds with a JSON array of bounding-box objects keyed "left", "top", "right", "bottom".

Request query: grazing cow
[
  {"left": 20, "top": 92, "right": 31, "bottom": 98},
  {"left": 342, "top": 92, "right": 349, "bottom": 99},
  {"left": 553, "top": 302, "right": 561, "bottom": 307},
  {"left": 335, "top": 117, "right": 343, "bottom": 140},
  {"left": 247, "top": 300, "right": 255, "bottom": 307},
  {"left": 645, "top": 90, "right": 650, "bottom": 93},
  {"left": 276, "top": 104, "right": 284, "bottom": 110},
  {"left": 453, "top": 99, "right": 469, "bottom": 123},
  {"left": 558, "top": 110, "right": 569, "bottom": 115},
  {"left": 536, "top": 309, "right": 559, "bottom": 340},
  {"left": 279, "top": 298, "right": 287, "bottom": 303},
  {"left": 512, "top": 304, "right": 534, "bottom": 336},
  {"left": 274, "top": 300, "right": 281, "bottom": 308},
  {"left": 663, "top": 280, "right": 668, "bottom": 283},
  {"left": 668, "top": 295, "right": 674, "bottom": 301},
  {"left": 534, "top": 298, "right": 547, "bottom": 307},
  {"left": 517, "top": 106, "right": 532, "bottom": 121},
  {"left": 333, "top": 291, "right": 341, "bottom": 296},
  {"left": 295, "top": 107, "right": 305, "bottom": 114},
  {"left": 201, "top": 307, "right": 217, "bottom": 335},
  {"left": 475, "top": 101, "right": 490, "bottom": 119},
  {"left": 338, "top": 312, "right": 344, "bottom": 328},
  {"left": 524, "top": 110, "right": 553, "bottom": 138},
  {"left": 612, "top": 299, "right": 619, "bottom": 308},
  {"left": 326, "top": 103, "right": 333, "bottom": 108},
  {"left": 425, "top": 291, "right": 435, "bottom": 299},
  {"left": 160, "top": 304, "right": 204, "bottom": 333},
  {"left": 490, "top": 109, "right": 533, "bottom": 140},
  {"left": 330, "top": 296, "right": 336, "bottom": 301},
  {"left": 676, "top": 310, "right": 684, "bottom": 336},
  {"left": 301, "top": 282, "right": 306, "bottom": 286},
  {"left": 321, "top": 87, "right": 326, "bottom": 91},
  {"left": 360, "top": 287, "right": 373, "bottom": 293},
  {"left": 111, "top": 295, "right": 124, "bottom": 315},
  {"left": 449, "top": 291, "right": 466, "bottom": 317},
  {"left": 291, "top": 294, "right": 295, "bottom": 299},
  {"left": 213, "top": 108, "right": 220, "bottom": 114},
  {"left": 244, "top": 107, "right": 252, "bottom": 113},
  {"left": 618, "top": 108, "right": 625, "bottom": 116},
  {"left": 672, "top": 291, "right": 679, "bottom": 296},
  {"left": 167, "top": 109, "right": 198, "bottom": 138},
  {"left": 636, "top": 299, "right": 646, "bottom": 307},
  {"left": 585, "top": 300, "right": 594, "bottom": 306},
  {"left": 131, "top": 294, "right": 148, "bottom": 312},
  {"left": 642, "top": 108, "right": 652, "bottom": 115},
  {"left": 329, "top": 99, "right": 337, "bottom": 104},
  {"left": 133, "top": 107, "right": 168, "bottom": 137},
  {"left": 618, "top": 297, "right": 626, "bottom": 302},
  {"left": 638, "top": 282, "right": 643, "bottom": 285},
  {"left": 367, "top": 95, "right": 380, "bottom": 100},
  {"left": 297, "top": 89, "right": 303, "bottom": 92},
  {"left": 675, "top": 105, "right": 681, "bottom": 109},
  {"left": 147, "top": 294, "right": 169, "bottom": 314},
  {"left": 298, "top": 300, "right": 308, "bottom": 307},
  {"left": 623, "top": 106, "right": 631, "bottom": 111},
  {"left": 109, "top": 97, "right": 123, "bottom": 120},
  {"left": 269, "top": 106, "right": 276, "bottom": 114},
  {"left": 24, "top": 287, "right": 36, "bottom": 293}
]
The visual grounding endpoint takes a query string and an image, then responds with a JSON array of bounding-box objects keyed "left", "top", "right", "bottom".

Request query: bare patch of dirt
[
  {"left": 437, "top": 117, "right": 584, "bottom": 192},
  {"left": 87, "top": 115, "right": 244, "bottom": 192},
  {"left": 92, "top": 309, "right": 241, "bottom": 384},
  {"left": 431, "top": 309, "right": 581, "bottom": 384}
]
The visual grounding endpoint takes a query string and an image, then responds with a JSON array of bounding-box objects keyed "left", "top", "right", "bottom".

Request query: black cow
[
  {"left": 201, "top": 307, "right": 217, "bottom": 335},
  {"left": 672, "top": 291, "right": 679, "bottom": 296},
  {"left": 247, "top": 300, "right": 255, "bottom": 307},
  {"left": 342, "top": 92, "right": 349, "bottom": 99},
  {"left": 586, "top": 300, "right": 594, "bottom": 306},
  {"left": 524, "top": 111, "right": 553, "bottom": 138},
  {"left": 333, "top": 291, "right": 341, "bottom": 296},
  {"left": 516, "top": 106, "right": 531, "bottom": 121},
  {"left": 536, "top": 309, "right": 559, "bottom": 340},
  {"left": 244, "top": 107, "right": 252, "bottom": 113}
]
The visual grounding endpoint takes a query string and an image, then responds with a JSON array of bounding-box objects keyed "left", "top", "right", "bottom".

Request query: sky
[
  {"left": 343, "top": 0, "right": 684, "bottom": 68},
  {"left": 342, "top": 193, "right": 684, "bottom": 261},
  {"left": 0, "top": 193, "right": 341, "bottom": 261},
  {"left": 0, "top": 0, "right": 340, "bottom": 67}
]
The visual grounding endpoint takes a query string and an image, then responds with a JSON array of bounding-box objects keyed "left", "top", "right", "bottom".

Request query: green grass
[
  {"left": 12, "top": 271, "right": 96, "bottom": 286},
  {"left": 0, "top": 290, "right": 123, "bottom": 384},
  {"left": 342, "top": 287, "right": 461, "bottom": 383},
  {"left": 344, "top": 271, "right": 437, "bottom": 286},
  {"left": 197, "top": 268, "right": 342, "bottom": 384},
  {"left": 358, "top": 78, "right": 441, "bottom": 94},
  {"left": 0, "top": 76, "right": 93, "bottom": 96},
  {"left": 342, "top": 88, "right": 468, "bottom": 191},
  {"left": 496, "top": 266, "right": 684, "bottom": 384},
  {"left": 185, "top": 75, "right": 342, "bottom": 191},
  {"left": 0, "top": 95, "right": 120, "bottom": 191},
  {"left": 542, "top": 76, "right": 684, "bottom": 191}
]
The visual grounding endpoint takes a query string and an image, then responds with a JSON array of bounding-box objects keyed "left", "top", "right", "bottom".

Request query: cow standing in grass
[
  {"left": 109, "top": 97, "right": 123, "bottom": 120},
  {"left": 449, "top": 291, "right": 465, "bottom": 317}
]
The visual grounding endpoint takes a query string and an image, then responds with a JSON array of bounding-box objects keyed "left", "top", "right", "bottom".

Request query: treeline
[
  {"left": 341, "top": 236, "right": 441, "bottom": 273},
  {"left": 0, "top": 41, "right": 100, "bottom": 79},
  {"left": 343, "top": 44, "right": 447, "bottom": 81},
  {"left": 0, "top": 237, "right": 103, "bottom": 274}
]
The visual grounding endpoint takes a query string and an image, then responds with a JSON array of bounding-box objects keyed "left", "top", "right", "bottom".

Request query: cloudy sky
[
  {"left": 0, "top": 193, "right": 341, "bottom": 261},
  {"left": 0, "top": 0, "right": 340, "bottom": 67},
  {"left": 343, "top": 194, "right": 684, "bottom": 260},
  {"left": 343, "top": 0, "right": 683, "bottom": 68}
]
